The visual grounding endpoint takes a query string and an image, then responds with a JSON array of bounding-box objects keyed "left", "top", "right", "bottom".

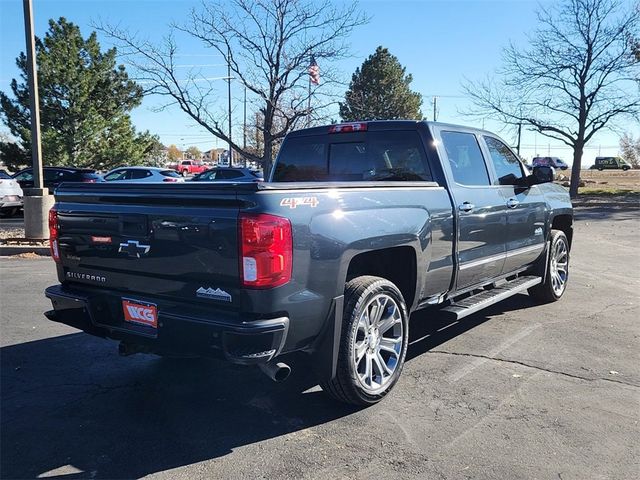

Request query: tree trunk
[
  {"left": 569, "top": 141, "right": 584, "bottom": 199},
  {"left": 263, "top": 138, "right": 273, "bottom": 179},
  {"left": 262, "top": 102, "right": 275, "bottom": 179}
]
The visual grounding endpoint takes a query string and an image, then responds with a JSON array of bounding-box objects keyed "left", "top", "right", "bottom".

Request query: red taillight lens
[
  {"left": 49, "top": 207, "right": 60, "bottom": 263},
  {"left": 82, "top": 178, "right": 97, "bottom": 183},
  {"left": 163, "top": 177, "right": 179, "bottom": 182},
  {"left": 328, "top": 122, "right": 367, "bottom": 133},
  {"left": 239, "top": 213, "right": 292, "bottom": 288}
]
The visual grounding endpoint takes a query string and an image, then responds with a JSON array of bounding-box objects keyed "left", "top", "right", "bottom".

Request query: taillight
[
  {"left": 82, "top": 178, "right": 97, "bottom": 183},
  {"left": 163, "top": 177, "right": 179, "bottom": 182},
  {"left": 328, "top": 122, "right": 367, "bottom": 133},
  {"left": 239, "top": 213, "right": 292, "bottom": 288},
  {"left": 49, "top": 207, "right": 60, "bottom": 263}
]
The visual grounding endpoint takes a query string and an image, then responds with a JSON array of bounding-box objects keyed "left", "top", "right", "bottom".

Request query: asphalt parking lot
[{"left": 1, "top": 200, "right": 638, "bottom": 480}]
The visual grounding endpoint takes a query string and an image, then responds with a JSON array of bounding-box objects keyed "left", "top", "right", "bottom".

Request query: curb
[{"left": 0, "top": 246, "right": 50, "bottom": 257}]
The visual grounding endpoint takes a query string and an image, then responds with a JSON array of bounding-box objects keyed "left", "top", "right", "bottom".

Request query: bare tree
[
  {"left": 620, "top": 132, "right": 640, "bottom": 167},
  {"left": 96, "top": 0, "right": 366, "bottom": 175},
  {"left": 464, "top": 0, "right": 640, "bottom": 197}
]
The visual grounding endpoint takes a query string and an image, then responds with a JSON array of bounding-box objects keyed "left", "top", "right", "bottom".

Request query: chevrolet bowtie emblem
[{"left": 118, "top": 240, "right": 151, "bottom": 258}]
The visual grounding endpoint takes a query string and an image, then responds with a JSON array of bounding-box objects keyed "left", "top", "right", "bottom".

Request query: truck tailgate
[{"left": 53, "top": 182, "right": 257, "bottom": 306}]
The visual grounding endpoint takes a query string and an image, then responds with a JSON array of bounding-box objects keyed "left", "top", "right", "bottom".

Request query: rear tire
[
  {"left": 0, "top": 207, "right": 18, "bottom": 218},
  {"left": 321, "top": 276, "right": 409, "bottom": 406},
  {"left": 181, "top": 170, "right": 188, "bottom": 177},
  {"left": 528, "top": 229, "right": 570, "bottom": 303}
]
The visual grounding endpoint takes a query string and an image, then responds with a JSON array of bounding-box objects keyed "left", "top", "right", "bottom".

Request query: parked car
[
  {"left": 532, "top": 156, "right": 569, "bottom": 170},
  {"left": 591, "top": 156, "right": 631, "bottom": 171},
  {"left": 0, "top": 169, "right": 23, "bottom": 217},
  {"left": 44, "top": 120, "right": 572, "bottom": 406},
  {"left": 170, "top": 160, "right": 208, "bottom": 177},
  {"left": 190, "top": 167, "right": 264, "bottom": 182},
  {"left": 103, "top": 167, "right": 184, "bottom": 183},
  {"left": 13, "top": 167, "right": 103, "bottom": 191}
]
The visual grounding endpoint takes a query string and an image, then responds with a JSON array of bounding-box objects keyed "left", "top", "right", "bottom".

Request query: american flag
[{"left": 308, "top": 55, "right": 320, "bottom": 85}]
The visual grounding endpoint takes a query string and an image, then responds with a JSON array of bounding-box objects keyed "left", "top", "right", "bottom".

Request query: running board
[{"left": 441, "top": 275, "right": 542, "bottom": 320}]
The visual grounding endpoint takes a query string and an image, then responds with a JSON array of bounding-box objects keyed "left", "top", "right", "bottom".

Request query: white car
[
  {"left": 103, "top": 167, "right": 185, "bottom": 183},
  {"left": 0, "top": 169, "right": 23, "bottom": 217}
]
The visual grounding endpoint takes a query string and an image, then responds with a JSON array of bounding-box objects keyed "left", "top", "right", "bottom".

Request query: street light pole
[
  {"left": 243, "top": 85, "right": 247, "bottom": 168},
  {"left": 432, "top": 96, "right": 438, "bottom": 122},
  {"left": 23, "top": 0, "right": 43, "bottom": 189},
  {"left": 22, "top": 0, "right": 53, "bottom": 239},
  {"left": 227, "top": 47, "right": 233, "bottom": 166}
]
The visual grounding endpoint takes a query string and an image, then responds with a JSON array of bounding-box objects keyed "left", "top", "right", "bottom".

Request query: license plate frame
[{"left": 122, "top": 298, "right": 158, "bottom": 328}]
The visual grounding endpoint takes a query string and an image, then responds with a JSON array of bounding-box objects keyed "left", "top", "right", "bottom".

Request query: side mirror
[{"left": 529, "top": 165, "right": 554, "bottom": 185}]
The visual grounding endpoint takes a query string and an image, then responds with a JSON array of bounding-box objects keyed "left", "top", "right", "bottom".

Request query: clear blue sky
[{"left": 1, "top": 0, "right": 638, "bottom": 165}]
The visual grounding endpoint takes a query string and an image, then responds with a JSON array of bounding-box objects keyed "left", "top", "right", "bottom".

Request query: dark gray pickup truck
[{"left": 45, "top": 121, "right": 573, "bottom": 405}]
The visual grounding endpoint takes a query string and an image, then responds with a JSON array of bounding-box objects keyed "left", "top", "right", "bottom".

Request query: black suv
[
  {"left": 13, "top": 167, "right": 103, "bottom": 190},
  {"left": 190, "top": 167, "right": 264, "bottom": 182}
]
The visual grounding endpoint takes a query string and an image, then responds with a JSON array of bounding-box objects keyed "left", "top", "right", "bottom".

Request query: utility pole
[
  {"left": 432, "top": 96, "right": 438, "bottom": 122},
  {"left": 22, "top": 0, "right": 53, "bottom": 239},
  {"left": 227, "top": 47, "right": 232, "bottom": 166},
  {"left": 516, "top": 107, "right": 522, "bottom": 155}
]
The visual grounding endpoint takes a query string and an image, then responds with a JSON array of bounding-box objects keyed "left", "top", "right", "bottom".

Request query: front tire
[
  {"left": 528, "top": 229, "right": 570, "bottom": 303},
  {"left": 321, "top": 276, "right": 409, "bottom": 406},
  {"left": 181, "top": 170, "right": 188, "bottom": 177}
]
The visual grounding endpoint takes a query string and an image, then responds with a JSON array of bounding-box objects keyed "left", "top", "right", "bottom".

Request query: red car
[{"left": 171, "top": 160, "right": 208, "bottom": 177}]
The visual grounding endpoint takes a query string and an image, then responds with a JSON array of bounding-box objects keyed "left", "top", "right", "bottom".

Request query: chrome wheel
[
  {"left": 550, "top": 237, "right": 568, "bottom": 296},
  {"left": 352, "top": 293, "right": 403, "bottom": 393}
]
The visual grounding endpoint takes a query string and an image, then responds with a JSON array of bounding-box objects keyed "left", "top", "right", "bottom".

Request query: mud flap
[{"left": 309, "top": 295, "right": 344, "bottom": 383}]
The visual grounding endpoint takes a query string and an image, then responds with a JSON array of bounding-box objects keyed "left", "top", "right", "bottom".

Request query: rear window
[
  {"left": 273, "top": 130, "right": 431, "bottom": 182},
  {"left": 160, "top": 170, "right": 180, "bottom": 178},
  {"left": 129, "top": 170, "right": 151, "bottom": 179}
]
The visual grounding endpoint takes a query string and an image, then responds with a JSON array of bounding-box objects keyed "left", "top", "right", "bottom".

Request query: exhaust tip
[{"left": 259, "top": 361, "right": 291, "bottom": 382}]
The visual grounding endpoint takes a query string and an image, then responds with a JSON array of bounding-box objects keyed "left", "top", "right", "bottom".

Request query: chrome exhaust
[{"left": 258, "top": 361, "right": 291, "bottom": 382}]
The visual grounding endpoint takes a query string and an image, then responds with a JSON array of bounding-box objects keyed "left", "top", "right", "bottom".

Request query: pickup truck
[
  {"left": 170, "top": 160, "right": 208, "bottom": 177},
  {"left": 44, "top": 121, "right": 573, "bottom": 406}
]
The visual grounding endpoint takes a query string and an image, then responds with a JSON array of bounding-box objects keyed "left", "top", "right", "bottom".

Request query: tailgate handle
[{"left": 119, "top": 214, "right": 149, "bottom": 236}]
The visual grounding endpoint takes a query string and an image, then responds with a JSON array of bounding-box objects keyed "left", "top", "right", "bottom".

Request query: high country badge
[{"left": 196, "top": 287, "right": 232, "bottom": 302}]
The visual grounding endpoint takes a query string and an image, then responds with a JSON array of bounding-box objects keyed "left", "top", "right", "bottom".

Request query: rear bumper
[
  {"left": 0, "top": 195, "right": 23, "bottom": 208},
  {"left": 44, "top": 284, "right": 289, "bottom": 364}
]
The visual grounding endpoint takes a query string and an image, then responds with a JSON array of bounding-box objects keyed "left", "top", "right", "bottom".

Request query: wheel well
[
  {"left": 346, "top": 247, "right": 417, "bottom": 308},
  {"left": 551, "top": 214, "right": 573, "bottom": 250}
]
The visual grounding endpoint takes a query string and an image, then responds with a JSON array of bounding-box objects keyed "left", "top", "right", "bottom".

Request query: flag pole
[{"left": 307, "top": 75, "right": 311, "bottom": 127}]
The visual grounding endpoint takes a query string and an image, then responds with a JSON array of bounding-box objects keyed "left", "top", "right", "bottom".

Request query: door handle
[
  {"left": 506, "top": 198, "right": 520, "bottom": 209},
  {"left": 458, "top": 202, "right": 475, "bottom": 212}
]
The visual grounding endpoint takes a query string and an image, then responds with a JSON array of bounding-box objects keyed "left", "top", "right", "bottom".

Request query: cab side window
[
  {"left": 484, "top": 136, "right": 524, "bottom": 185},
  {"left": 440, "top": 131, "right": 490, "bottom": 186}
]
